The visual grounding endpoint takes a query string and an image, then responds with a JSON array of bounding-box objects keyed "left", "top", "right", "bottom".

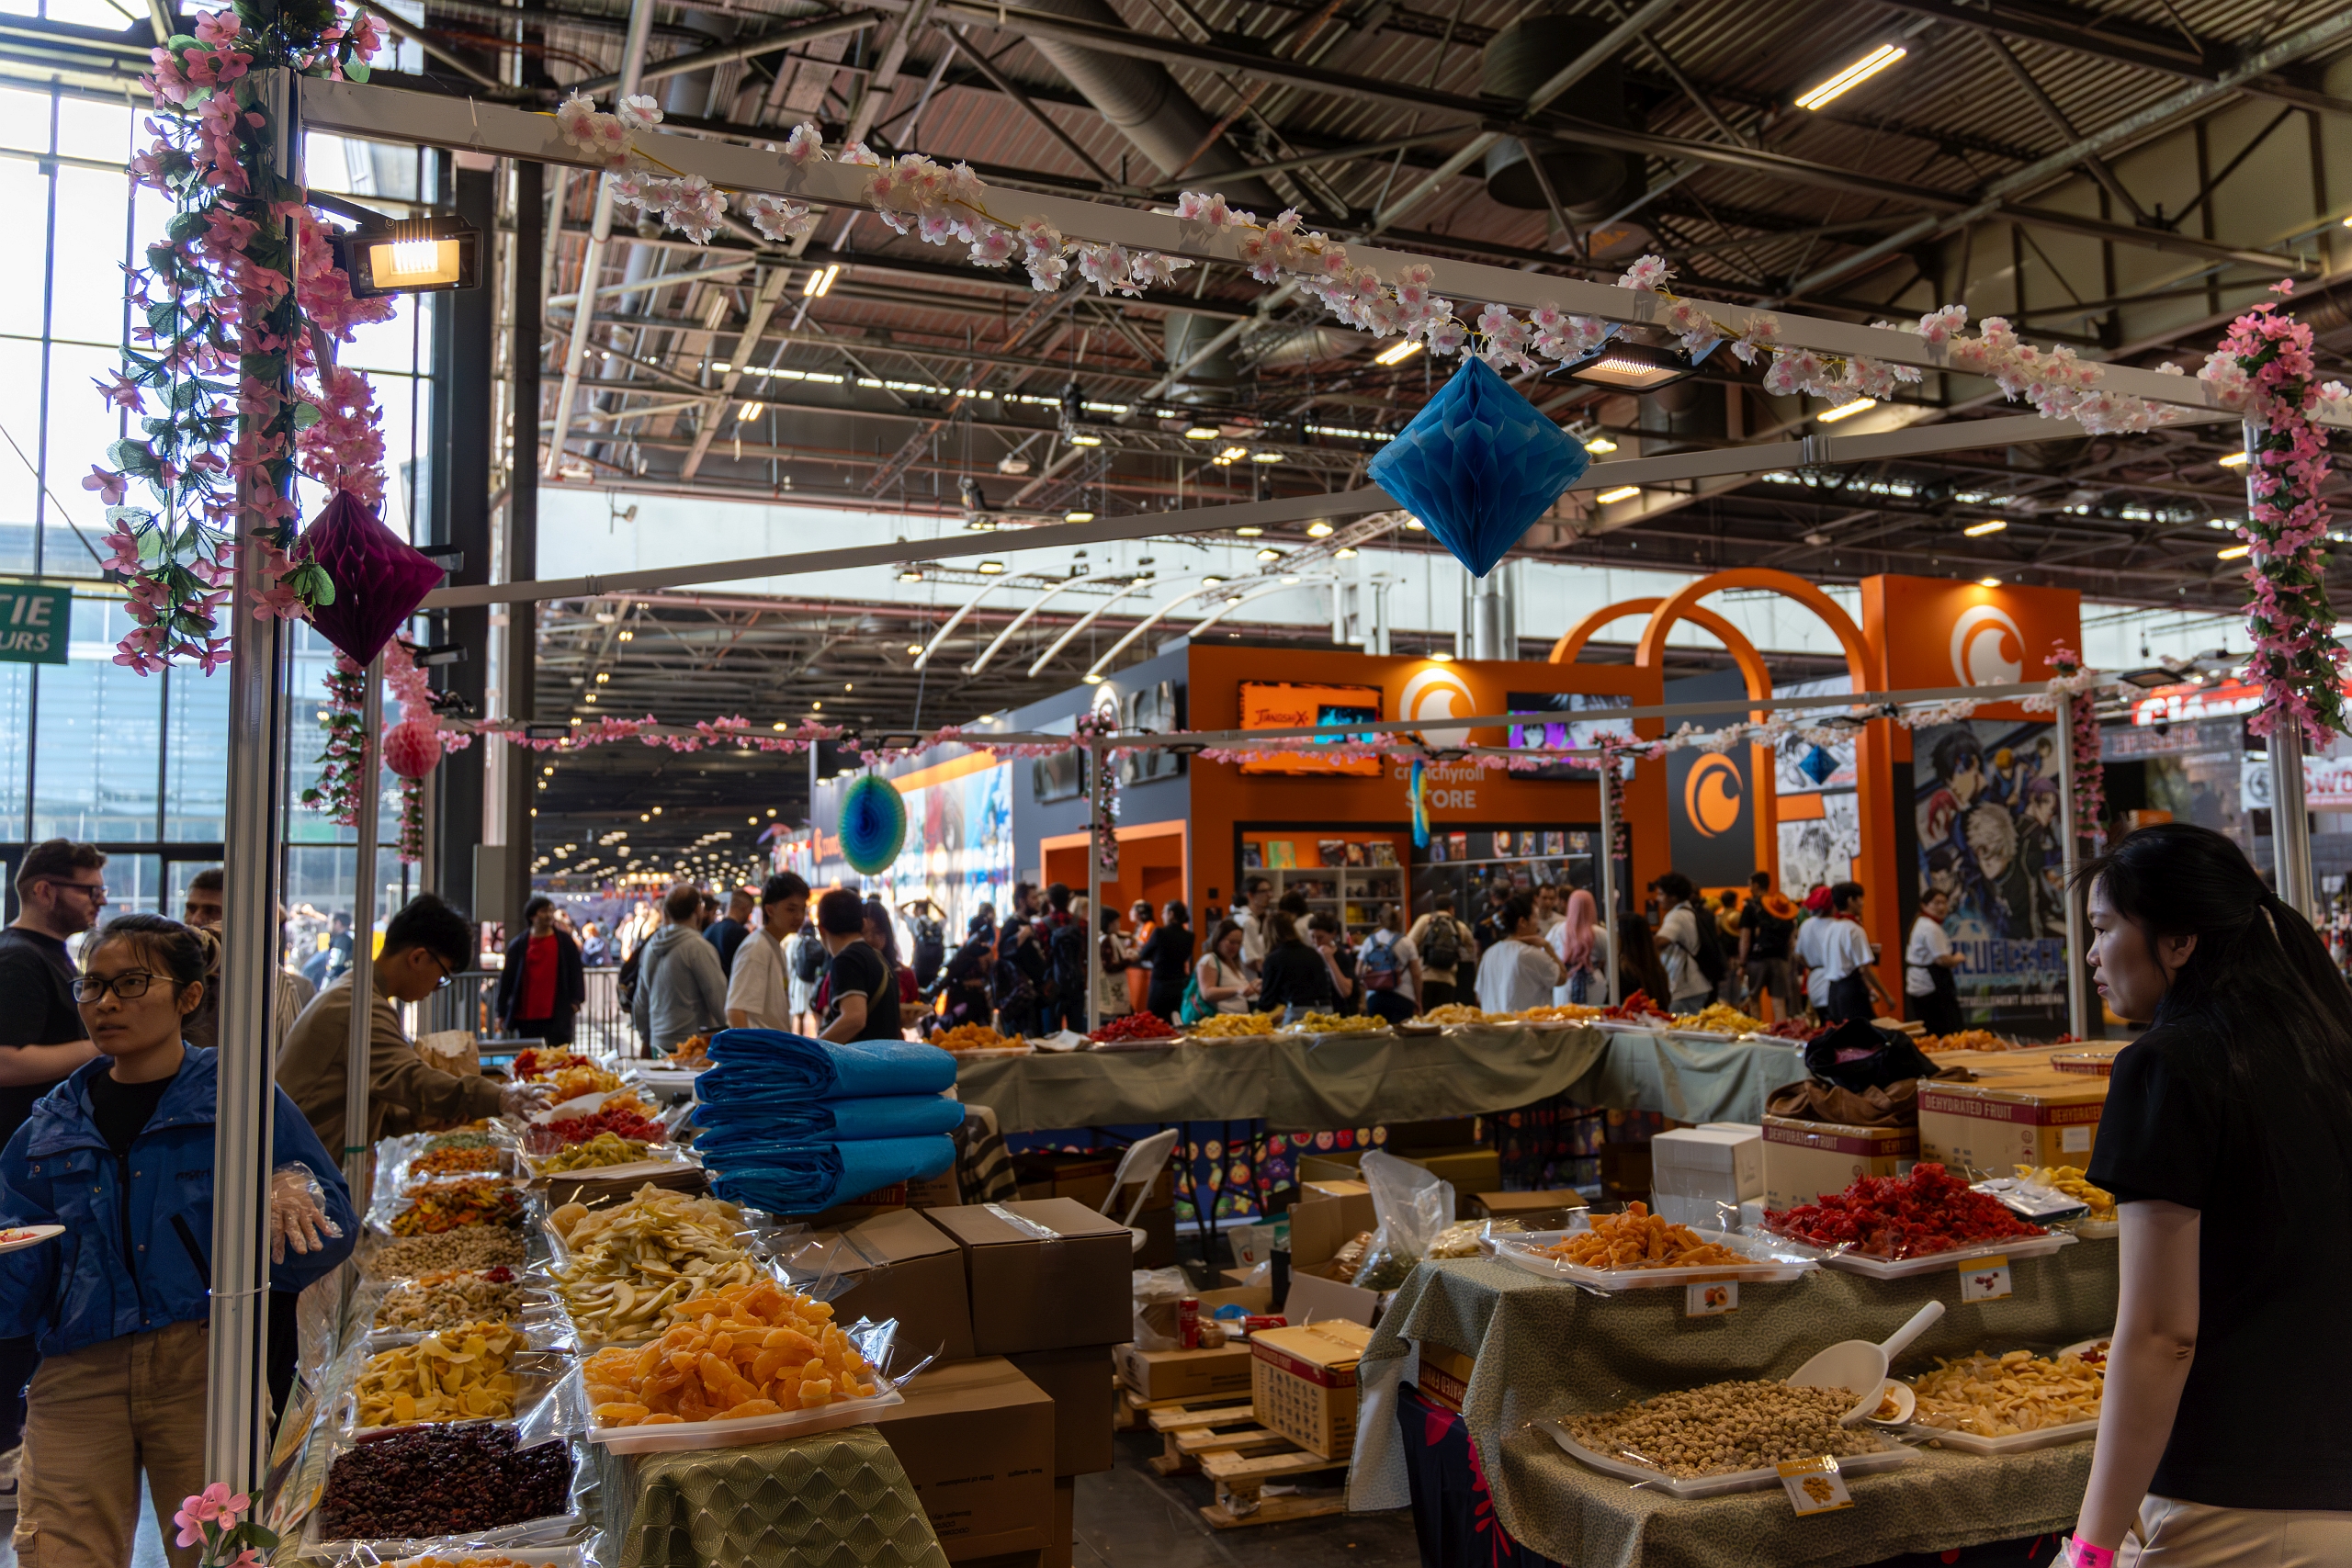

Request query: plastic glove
[
  {"left": 498, "top": 1081, "right": 553, "bottom": 1119},
  {"left": 269, "top": 1164, "right": 342, "bottom": 1265}
]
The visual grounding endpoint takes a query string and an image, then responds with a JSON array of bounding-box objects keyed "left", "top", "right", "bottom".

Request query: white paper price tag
[
  {"left": 1959, "top": 1254, "right": 2014, "bottom": 1303},
  {"left": 1778, "top": 1455, "right": 1853, "bottom": 1515},
  {"left": 1684, "top": 1279, "right": 1738, "bottom": 1316}
]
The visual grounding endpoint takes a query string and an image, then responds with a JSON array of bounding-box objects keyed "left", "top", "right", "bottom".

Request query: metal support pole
[
  {"left": 1086, "top": 738, "right": 1103, "bottom": 1034},
  {"left": 2245, "top": 417, "right": 2318, "bottom": 919},
  {"left": 1599, "top": 760, "right": 1621, "bottom": 1009},
  {"left": 343, "top": 656, "right": 384, "bottom": 1197},
  {"left": 206, "top": 65, "right": 294, "bottom": 1491},
  {"left": 2054, "top": 690, "right": 2091, "bottom": 1040}
]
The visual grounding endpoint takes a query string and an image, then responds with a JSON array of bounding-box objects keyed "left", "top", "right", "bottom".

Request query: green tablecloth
[
  {"left": 593, "top": 1425, "right": 949, "bottom": 1568},
  {"left": 952, "top": 1025, "right": 1813, "bottom": 1133},
  {"left": 1350, "top": 1242, "right": 2120, "bottom": 1568}
]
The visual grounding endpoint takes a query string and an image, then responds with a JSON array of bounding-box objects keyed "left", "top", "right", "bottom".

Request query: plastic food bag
[
  {"left": 272, "top": 1163, "right": 345, "bottom": 1264},
  {"left": 1132, "top": 1267, "right": 1193, "bottom": 1351},
  {"left": 1351, "top": 1149, "right": 1453, "bottom": 1292}
]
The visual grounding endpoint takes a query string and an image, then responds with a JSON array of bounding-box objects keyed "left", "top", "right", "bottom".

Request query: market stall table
[
  {"left": 948, "top": 1025, "right": 1813, "bottom": 1134},
  {"left": 1349, "top": 1244, "right": 2119, "bottom": 1568}
]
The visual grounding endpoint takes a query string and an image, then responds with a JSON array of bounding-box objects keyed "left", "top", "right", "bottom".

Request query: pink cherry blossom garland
[
  {"left": 96, "top": 7, "right": 386, "bottom": 672},
  {"left": 298, "top": 652, "right": 368, "bottom": 824},
  {"left": 2045, "top": 641, "right": 2106, "bottom": 845},
  {"left": 2192, "top": 285, "right": 2352, "bottom": 749}
]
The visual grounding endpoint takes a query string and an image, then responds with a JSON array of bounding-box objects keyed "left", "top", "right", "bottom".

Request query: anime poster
[
  {"left": 805, "top": 761, "right": 1014, "bottom": 946},
  {"left": 1779, "top": 795, "right": 1860, "bottom": 897},
  {"left": 1911, "top": 718, "right": 2068, "bottom": 1030}
]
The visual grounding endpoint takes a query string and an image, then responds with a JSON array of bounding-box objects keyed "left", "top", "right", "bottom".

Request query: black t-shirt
[
  {"left": 1738, "top": 901, "right": 1793, "bottom": 960},
  {"left": 1255, "top": 942, "right": 1335, "bottom": 1015},
  {"left": 1139, "top": 926, "right": 1195, "bottom": 987},
  {"left": 87, "top": 1068, "right": 174, "bottom": 1157},
  {"left": 0, "top": 926, "right": 85, "bottom": 1145},
  {"left": 824, "top": 941, "right": 902, "bottom": 1042},
  {"left": 2087, "top": 1019, "right": 2352, "bottom": 1509}
]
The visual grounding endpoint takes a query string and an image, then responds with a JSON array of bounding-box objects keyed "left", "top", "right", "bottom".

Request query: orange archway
[
  {"left": 1631, "top": 569, "right": 1895, "bottom": 1010},
  {"left": 1549, "top": 599, "right": 1772, "bottom": 702}
]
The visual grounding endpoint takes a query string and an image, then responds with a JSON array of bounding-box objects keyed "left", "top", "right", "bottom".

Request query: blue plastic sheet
[
  {"left": 692, "top": 1094, "right": 967, "bottom": 1146},
  {"left": 708, "top": 1135, "right": 957, "bottom": 1214},
  {"left": 703, "top": 1031, "right": 957, "bottom": 1100},
  {"left": 1367, "top": 356, "right": 1589, "bottom": 578}
]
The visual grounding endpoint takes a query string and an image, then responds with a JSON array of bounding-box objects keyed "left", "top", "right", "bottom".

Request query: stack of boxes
[{"left": 1648, "top": 1124, "right": 1763, "bottom": 1230}]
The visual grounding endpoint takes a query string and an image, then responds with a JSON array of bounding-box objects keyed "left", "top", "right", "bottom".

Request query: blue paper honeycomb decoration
[
  {"left": 840, "top": 773, "right": 908, "bottom": 874},
  {"left": 1368, "top": 356, "right": 1590, "bottom": 578}
]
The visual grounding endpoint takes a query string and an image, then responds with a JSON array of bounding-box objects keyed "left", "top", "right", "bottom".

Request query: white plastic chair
[{"left": 1100, "top": 1127, "right": 1181, "bottom": 1253}]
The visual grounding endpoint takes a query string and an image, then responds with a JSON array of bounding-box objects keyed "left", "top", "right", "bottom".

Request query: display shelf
[{"left": 1268, "top": 865, "right": 1407, "bottom": 934}]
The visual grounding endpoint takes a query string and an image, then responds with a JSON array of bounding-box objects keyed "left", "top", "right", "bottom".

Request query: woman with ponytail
[{"left": 2067, "top": 823, "right": 2352, "bottom": 1567}]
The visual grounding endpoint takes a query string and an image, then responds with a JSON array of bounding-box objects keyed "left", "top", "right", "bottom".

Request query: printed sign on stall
[{"left": 0, "top": 583, "right": 70, "bottom": 665}]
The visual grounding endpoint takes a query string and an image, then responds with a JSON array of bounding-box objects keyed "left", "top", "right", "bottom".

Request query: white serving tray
[
  {"left": 1772, "top": 1230, "right": 2075, "bottom": 1280},
  {"left": 587, "top": 1385, "right": 903, "bottom": 1453},
  {"left": 1901, "top": 1416, "right": 2098, "bottom": 1454},
  {"left": 1491, "top": 1225, "right": 1818, "bottom": 1292},
  {"left": 1542, "top": 1420, "right": 1916, "bottom": 1497}
]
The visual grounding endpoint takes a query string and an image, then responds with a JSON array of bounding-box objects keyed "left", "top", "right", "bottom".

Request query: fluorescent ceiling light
[
  {"left": 1201, "top": 575, "right": 1224, "bottom": 586},
  {"left": 1218, "top": 445, "right": 1250, "bottom": 460},
  {"left": 1817, "top": 398, "right": 1877, "bottom": 423},
  {"left": 1065, "top": 509, "right": 1095, "bottom": 522},
  {"left": 1374, "top": 340, "right": 1423, "bottom": 367},
  {"left": 1069, "top": 432, "right": 1103, "bottom": 446},
  {"left": 1335, "top": 547, "right": 1357, "bottom": 558},
  {"left": 1256, "top": 547, "right": 1282, "bottom": 560},
  {"left": 1595, "top": 485, "right": 1642, "bottom": 504},
  {"left": 2218, "top": 450, "right": 2250, "bottom": 468},
  {"left": 1795, "top": 44, "right": 1905, "bottom": 110},
  {"left": 2217, "top": 544, "right": 2251, "bottom": 559},
  {"left": 1080, "top": 672, "right": 1104, "bottom": 684},
  {"left": 978, "top": 559, "right": 1005, "bottom": 574},
  {"left": 738, "top": 401, "right": 763, "bottom": 421},
  {"left": 1184, "top": 425, "right": 1219, "bottom": 440},
  {"left": 1962, "top": 520, "right": 2007, "bottom": 537},
  {"left": 1236, "top": 525, "right": 1264, "bottom": 536},
  {"left": 1306, "top": 521, "right": 1334, "bottom": 537},
  {"left": 803, "top": 263, "right": 839, "bottom": 298},
  {"left": 1250, "top": 449, "right": 1282, "bottom": 463}
]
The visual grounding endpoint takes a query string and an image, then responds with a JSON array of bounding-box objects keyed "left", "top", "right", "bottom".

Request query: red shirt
[{"left": 521, "top": 932, "right": 559, "bottom": 1020}]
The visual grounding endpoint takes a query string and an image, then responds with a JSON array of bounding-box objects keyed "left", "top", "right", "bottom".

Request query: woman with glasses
[
  {"left": 279, "top": 893, "right": 548, "bottom": 1161},
  {"left": 0, "top": 913, "right": 357, "bottom": 1568}
]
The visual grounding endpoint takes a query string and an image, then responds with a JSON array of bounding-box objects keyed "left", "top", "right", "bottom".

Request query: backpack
[
  {"left": 1683, "top": 908, "right": 1728, "bottom": 985},
  {"left": 1049, "top": 921, "right": 1089, "bottom": 997},
  {"left": 910, "top": 917, "right": 946, "bottom": 989},
  {"left": 1747, "top": 904, "right": 1795, "bottom": 960},
  {"left": 791, "top": 928, "right": 825, "bottom": 985},
  {"left": 1358, "top": 932, "right": 1402, "bottom": 991},
  {"left": 1419, "top": 917, "right": 1462, "bottom": 972}
]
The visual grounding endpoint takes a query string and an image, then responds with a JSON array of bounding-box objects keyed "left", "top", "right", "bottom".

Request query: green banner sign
[{"left": 0, "top": 584, "right": 72, "bottom": 665}]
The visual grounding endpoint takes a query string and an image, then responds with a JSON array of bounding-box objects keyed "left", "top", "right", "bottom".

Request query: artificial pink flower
[{"left": 83, "top": 467, "right": 127, "bottom": 505}]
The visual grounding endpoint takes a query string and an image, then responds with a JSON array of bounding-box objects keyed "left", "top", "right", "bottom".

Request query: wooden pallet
[{"left": 1140, "top": 1397, "right": 1351, "bottom": 1528}]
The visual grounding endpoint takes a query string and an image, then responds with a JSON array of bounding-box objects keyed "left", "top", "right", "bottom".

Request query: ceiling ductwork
[{"left": 1481, "top": 12, "right": 1635, "bottom": 217}]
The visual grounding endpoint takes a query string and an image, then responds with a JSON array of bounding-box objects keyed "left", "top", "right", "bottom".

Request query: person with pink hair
[{"left": 1552, "top": 886, "right": 1611, "bottom": 1005}]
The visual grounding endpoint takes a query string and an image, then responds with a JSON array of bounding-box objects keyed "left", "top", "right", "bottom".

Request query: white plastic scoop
[{"left": 1788, "top": 1302, "right": 1945, "bottom": 1424}]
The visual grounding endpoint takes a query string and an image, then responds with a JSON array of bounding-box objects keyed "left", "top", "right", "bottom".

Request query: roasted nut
[{"left": 1564, "top": 1380, "right": 1886, "bottom": 1479}]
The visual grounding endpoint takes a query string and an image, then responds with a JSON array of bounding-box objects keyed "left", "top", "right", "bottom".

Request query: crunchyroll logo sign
[
  {"left": 1398, "top": 664, "right": 1477, "bottom": 743},
  {"left": 1949, "top": 604, "right": 2024, "bottom": 686}
]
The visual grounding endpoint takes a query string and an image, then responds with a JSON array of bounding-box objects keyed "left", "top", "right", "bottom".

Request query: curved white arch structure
[
  {"left": 1024, "top": 575, "right": 1168, "bottom": 678},
  {"left": 1079, "top": 578, "right": 1273, "bottom": 682},
  {"left": 912, "top": 576, "right": 1018, "bottom": 670},
  {"left": 963, "top": 575, "right": 1097, "bottom": 674},
  {"left": 1179, "top": 576, "right": 1335, "bottom": 642}
]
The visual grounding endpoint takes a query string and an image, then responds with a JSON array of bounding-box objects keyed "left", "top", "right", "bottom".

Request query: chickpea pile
[{"left": 1563, "top": 1381, "right": 1886, "bottom": 1479}]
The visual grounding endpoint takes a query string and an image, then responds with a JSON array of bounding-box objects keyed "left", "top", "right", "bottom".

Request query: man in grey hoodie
[{"left": 631, "top": 883, "right": 729, "bottom": 1053}]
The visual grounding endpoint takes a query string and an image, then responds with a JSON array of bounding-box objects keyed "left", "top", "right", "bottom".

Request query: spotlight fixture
[
  {"left": 978, "top": 559, "right": 1005, "bottom": 574},
  {"left": 1069, "top": 432, "right": 1103, "bottom": 446},
  {"left": 1250, "top": 449, "right": 1282, "bottom": 463},
  {"left": 1335, "top": 546, "right": 1358, "bottom": 558},
  {"left": 802, "top": 263, "right": 839, "bottom": 298},
  {"left": 1977, "top": 576, "right": 2003, "bottom": 588},
  {"left": 327, "top": 210, "right": 482, "bottom": 297},
  {"left": 1582, "top": 433, "right": 1618, "bottom": 454},
  {"left": 1429, "top": 649, "right": 1454, "bottom": 662},
  {"left": 1235, "top": 525, "right": 1264, "bottom": 537},
  {"left": 1065, "top": 509, "right": 1095, "bottom": 522},
  {"left": 1595, "top": 485, "right": 1643, "bottom": 505},
  {"left": 1816, "top": 398, "right": 1877, "bottom": 423},
  {"left": 1403, "top": 518, "right": 1426, "bottom": 531},
  {"left": 1962, "top": 520, "right": 2007, "bottom": 537},
  {"left": 1555, "top": 340, "right": 1705, "bottom": 392},
  {"left": 897, "top": 566, "right": 924, "bottom": 581},
  {"left": 1080, "top": 673, "right": 1104, "bottom": 684},
  {"left": 1183, "top": 425, "right": 1219, "bottom": 440},
  {"left": 1306, "top": 521, "right": 1334, "bottom": 538},
  {"left": 1200, "top": 575, "right": 1224, "bottom": 587},
  {"left": 906, "top": 643, "right": 923, "bottom": 655},
  {"left": 1374, "top": 340, "right": 1423, "bottom": 367},
  {"left": 1256, "top": 547, "right": 1282, "bottom": 560},
  {"left": 2218, "top": 450, "right": 2250, "bottom": 468},
  {"left": 1795, "top": 43, "right": 1906, "bottom": 110}
]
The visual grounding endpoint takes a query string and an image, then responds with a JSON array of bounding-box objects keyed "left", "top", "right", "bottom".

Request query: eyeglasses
[
  {"left": 44, "top": 880, "right": 106, "bottom": 901},
  {"left": 426, "top": 952, "right": 456, "bottom": 990},
  {"left": 74, "top": 970, "right": 159, "bottom": 1003}
]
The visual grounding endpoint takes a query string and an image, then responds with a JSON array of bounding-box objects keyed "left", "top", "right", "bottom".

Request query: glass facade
[{"left": 0, "top": 72, "right": 436, "bottom": 956}]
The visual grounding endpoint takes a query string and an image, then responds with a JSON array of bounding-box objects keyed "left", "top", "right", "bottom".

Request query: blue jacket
[{"left": 0, "top": 1046, "right": 358, "bottom": 1358}]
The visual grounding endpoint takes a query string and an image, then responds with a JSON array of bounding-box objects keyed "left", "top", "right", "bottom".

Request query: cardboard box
[
  {"left": 1917, "top": 1075, "right": 2108, "bottom": 1173},
  {"left": 1414, "top": 1341, "right": 1476, "bottom": 1414},
  {"left": 1406, "top": 1148, "right": 1500, "bottom": 1215},
  {"left": 872, "top": 1358, "right": 1055, "bottom": 1561},
  {"left": 1762, "top": 1115, "right": 1917, "bottom": 1213},
  {"left": 924, "top": 1199, "right": 1134, "bottom": 1356},
  {"left": 1295, "top": 1150, "right": 1365, "bottom": 1184},
  {"left": 1287, "top": 1180, "right": 1375, "bottom": 1269},
  {"left": 1470, "top": 1189, "right": 1589, "bottom": 1224},
  {"left": 1651, "top": 1127, "right": 1764, "bottom": 1227},
  {"left": 1012, "top": 1152, "right": 1175, "bottom": 1213},
  {"left": 1250, "top": 1320, "right": 1374, "bottom": 1460},
  {"left": 1050, "top": 1475, "right": 1074, "bottom": 1568},
  {"left": 1283, "top": 1270, "right": 1378, "bottom": 1327},
  {"left": 905, "top": 1169, "right": 961, "bottom": 1210},
  {"left": 1009, "top": 1345, "right": 1116, "bottom": 1476},
  {"left": 1115, "top": 1339, "right": 1256, "bottom": 1402},
  {"left": 825, "top": 1208, "right": 978, "bottom": 1364}
]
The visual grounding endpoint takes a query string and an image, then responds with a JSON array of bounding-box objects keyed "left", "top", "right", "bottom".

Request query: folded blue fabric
[
  {"left": 707, "top": 1135, "right": 956, "bottom": 1214},
  {"left": 704, "top": 1031, "right": 957, "bottom": 1100},
  {"left": 691, "top": 1094, "right": 966, "bottom": 1146}
]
